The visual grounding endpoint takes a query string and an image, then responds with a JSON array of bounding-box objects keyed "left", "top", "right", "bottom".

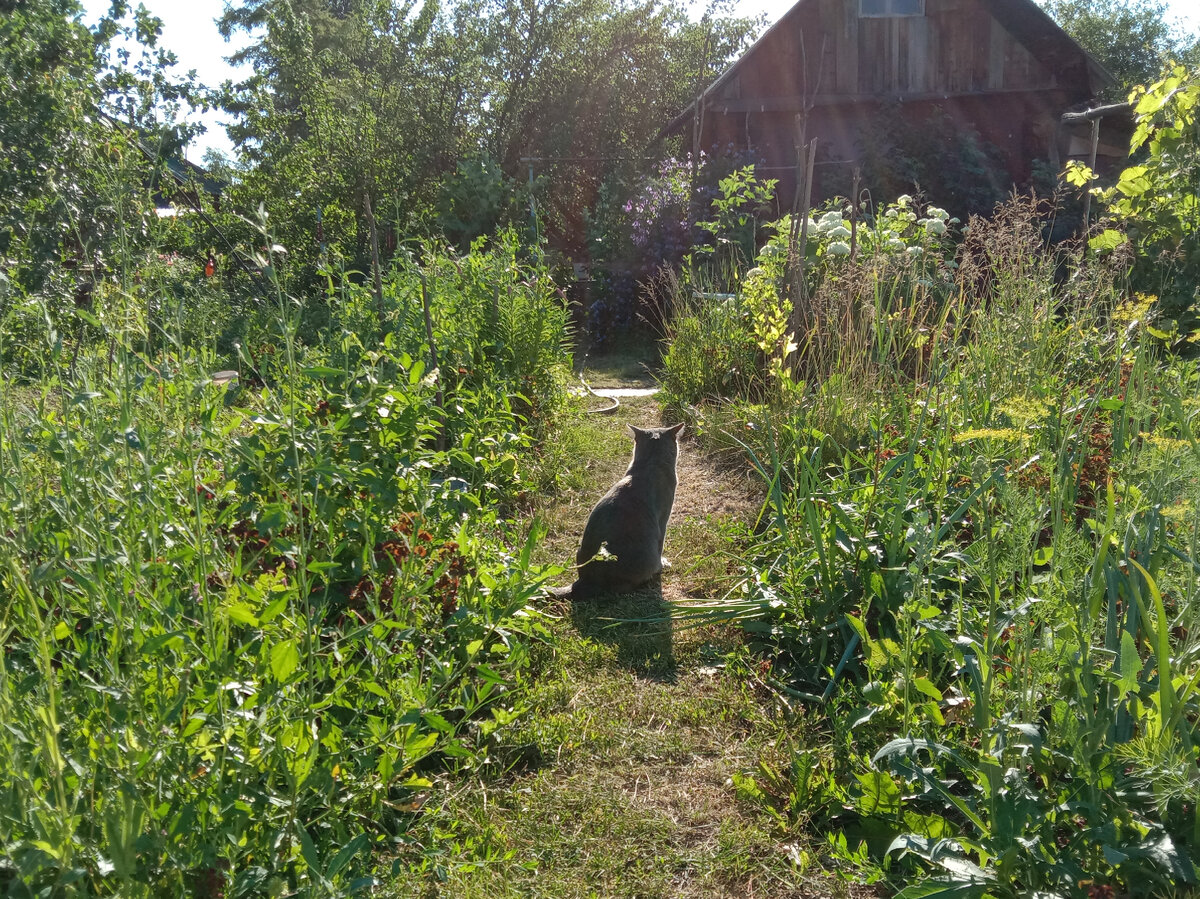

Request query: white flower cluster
[
  {"left": 918, "top": 206, "right": 951, "bottom": 236},
  {"left": 816, "top": 210, "right": 845, "bottom": 233},
  {"left": 778, "top": 197, "right": 960, "bottom": 268}
]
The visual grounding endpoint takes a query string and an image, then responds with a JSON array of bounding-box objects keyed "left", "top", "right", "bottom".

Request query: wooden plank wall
[{"left": 737, "top": 0, "right": 1055, "bottom": 99}]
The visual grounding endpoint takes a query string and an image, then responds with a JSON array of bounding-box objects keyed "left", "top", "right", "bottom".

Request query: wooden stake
[
  {"left": 1081, "top": 117, "right": 1101, "bottom": 231},
  {"left": 795, "top": 137, "right": 817, "bottom": 310},
  {"left": 789, "top": 113, "right": 808, "bottom": 308},
  {"left": 850, "top": 166, "right": 862, "bottom": 261},
  {"left": 788, "top": 32, "right": 826, "bottom": 316}
]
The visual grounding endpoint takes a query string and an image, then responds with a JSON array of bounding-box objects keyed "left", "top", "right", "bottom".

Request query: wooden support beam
[{"left": 1061, "top": 101, "right": 1132, "bottom": 124}]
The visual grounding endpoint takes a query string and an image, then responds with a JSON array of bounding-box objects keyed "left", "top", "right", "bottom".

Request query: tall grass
[
  {"left": 665, "top": 197, "right": 1200, "bottom": 894},
  {"left": 0, "top": 222, "right": 573, "bottom": 893}
]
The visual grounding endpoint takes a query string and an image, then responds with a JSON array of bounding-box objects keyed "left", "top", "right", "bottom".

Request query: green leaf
[
  {"left": 408, "top": 359, "right": 426, "bottom": 385},
  {"left": 259, "top": 594, "right": 288, "bottom": 624},
  {"left": 226, "top": 603, "right": 259, "bottom": 627},
  {"left": 1088, "top": 229, "right": 1127, "bottom": 253},
  {"left": 1103, "top": 844, "right": 1130, "bottom": 865},
  {"left": 363, "top": 681, "right": 390, "bottom": 700},
  {"left": 855, "top": 769, "right": 901, "bottom": 815},
  {"left": 1137, "top": 832, "right": 1195, "bottom": 882},
  {"left": 270, "top": 639, "right": 300, "bottom": 682},
  {"left": 296, "top": 825, "right": 329, "bottom": 890},
  {"left": 325, "top": 833, "right": 369, "bottom": 879},
  {"left": 1116, "top": 165, "right": 1151, "bottom": 197},
  {"left": 75, "top": 308, "right": 104, "bottom": 330},
  {"left": 868, "top": 570, "right": 886, "bottom": 599},
  {"left": 1063, "top": 160, "right": 1097, "bottom": 187},
  {"left": 474, "top": 664, "right": 506, "bottom": 684},
  {"left": 403, "top": 731, "right": 437, "bottom": 758},
  {"left": 1129, "top": 559, "right": 1178, "bottom": 731},
  {"left": 142, "top": 632, "right": 185, "bottom": 654},
  {"left": 911, "top": 676, "right": 944, "bottom": 701},
  {"left": 422, "top": 712, "right": 454, "bottom": 734},
  {"left": 1117, "top": 630, "right": 1141, "bottom": 697},
  {"left": 894, "top": 878, "right": 990, "bottom": 899}
]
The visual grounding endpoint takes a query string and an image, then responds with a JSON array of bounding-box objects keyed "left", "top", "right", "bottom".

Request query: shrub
[
  {"left": 0, "top": 224, "right": 574, "bottom": 892},
  {"left": 1078, "top": 64, "right": 1200, "bottom": 343},
  {"left": 437, "top": 155, "right": 527, "bottom": 253},
  {"left": 670, "top": 198, "right": 1200, "bottom": 894},
  {"left": 659, "top": 269, "right": 761, "bottom": 405}
]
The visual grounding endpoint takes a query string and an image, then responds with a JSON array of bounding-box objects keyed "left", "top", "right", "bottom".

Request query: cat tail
[{"left": 545, "top": 581, "right": 598, "bottom": 601}]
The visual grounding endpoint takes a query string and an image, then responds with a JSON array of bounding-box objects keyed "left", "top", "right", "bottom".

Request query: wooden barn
[{"left": 664, "top": 0, "right": 1119, "bottom": 214}]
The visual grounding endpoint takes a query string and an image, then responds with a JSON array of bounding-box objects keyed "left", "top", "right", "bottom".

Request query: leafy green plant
[
  {"left": 669, "top": 197, "right": 1200, "bottom": 894},
  {"left": 1077, "top": 64, "right": 1200, "bottom": 338},
  {"left": 694, "top": 165, "right": 778, "bottom": 289},
  {"left": 438, "top": 155, "right": 528, "bottom": 252},
  {"left": 660, "top": 286, "right": 761, "bottom": 405},
  {"left": 0, "top": 207, "right": 574, "bottom": 893}
]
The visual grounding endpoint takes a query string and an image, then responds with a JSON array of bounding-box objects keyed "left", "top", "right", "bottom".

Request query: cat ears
[{"left": 628, "top": 422, "right": 686, "bottom": 439}]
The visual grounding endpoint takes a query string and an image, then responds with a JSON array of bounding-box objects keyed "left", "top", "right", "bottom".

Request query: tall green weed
[
  {"left": 670, "top": 198, "right": 1200, "bottom": 894},
  {"left": 0, "top": 222, "right": 574, "bottom": 893}
]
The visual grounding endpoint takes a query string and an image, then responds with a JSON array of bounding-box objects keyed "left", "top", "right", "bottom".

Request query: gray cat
[{"left": 553, "top": 422, "right": 684, "bottom": 600}]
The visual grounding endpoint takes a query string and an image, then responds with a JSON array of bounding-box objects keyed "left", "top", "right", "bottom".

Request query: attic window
[{"left": 859, "top": 0, "right": 924, "bottom": 16}]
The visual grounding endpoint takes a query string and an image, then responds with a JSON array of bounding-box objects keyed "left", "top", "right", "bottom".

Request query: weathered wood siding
[
  {"left": 730, "top": 0, "right": 1062, "bottom": 102},
  {"left": 673, "top": 0, "right": 1110, "bottom": 218}
]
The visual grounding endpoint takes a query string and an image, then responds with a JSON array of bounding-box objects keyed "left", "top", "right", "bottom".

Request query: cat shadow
[{"left": 568, "top": 579, "right": 676, "bottom": 681}]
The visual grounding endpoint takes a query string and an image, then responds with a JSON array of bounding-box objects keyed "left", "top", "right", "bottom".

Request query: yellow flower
[
  {"left": 1145, "top": 435, "right": 1190, "bottom": 452},
  {"left": 1162, "top": 499, "right": 1195, "bottom": 524},
  {"left": 996, "top": 396, "right": 1053, "bottom": 425},
  {"left": 1114, "top": 292, "right": 1157, "bottom": 326},
  {"left": 952, "top": 428, "right": 1026, "bottom": 443}
]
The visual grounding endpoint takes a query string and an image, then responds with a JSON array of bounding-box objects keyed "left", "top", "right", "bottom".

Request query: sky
[{"left": 80, "top": 0, "right": 1200, "bottom": 162}]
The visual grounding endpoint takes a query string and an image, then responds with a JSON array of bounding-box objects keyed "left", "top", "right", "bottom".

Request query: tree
[
  {"left": 218, "top": 0, "right": 487, "bottom": 298},
  {"left": 1041, "top": 0, "right": 1200, "bottom": 99},
  {"left": 215, "top": 0, "right": 759, "bottom": 265},
  {"left": 1078, "top": 65, "right": 1200, "bottom": 335},
  {"left": 476, "top": 0, "right": 758, "bottom": 250},
  {"left": 0, "top": 0, "right": 99, "bottom": 285},
  {"left": 0, "top": 0, "right": 198, "bottom": 301}
]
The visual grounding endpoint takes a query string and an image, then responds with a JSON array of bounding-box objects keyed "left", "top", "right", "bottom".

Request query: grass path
[{"left": 392, "top": 360, "right": 879, "bottom": 898}]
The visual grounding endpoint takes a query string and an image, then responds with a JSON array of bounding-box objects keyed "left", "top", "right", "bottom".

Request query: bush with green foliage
[
  {"left": 1072, "top": 64, "right": 1200, "bottom": 341},
  {"left": 215, "top": 0, "right": 761, "bottom": 279},
  {"left": 438, "top": 156, "right": 529, "bottom": 253},
  {"left": 0, "top": 0, "right": 198, "bottom": 322},
  {"left": 662, "top": 189, "right": 961, "bottom": 407},
  {"left": 0, "top": 199, "right": 574, "bottom": 894},
  {"left": 668, "top": 197, "right": 1200, "bottom": 895}
]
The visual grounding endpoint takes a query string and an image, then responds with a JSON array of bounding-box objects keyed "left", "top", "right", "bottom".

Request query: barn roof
[{"left": 664, "top": 0, "right": 1113, "bottom": 137}]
